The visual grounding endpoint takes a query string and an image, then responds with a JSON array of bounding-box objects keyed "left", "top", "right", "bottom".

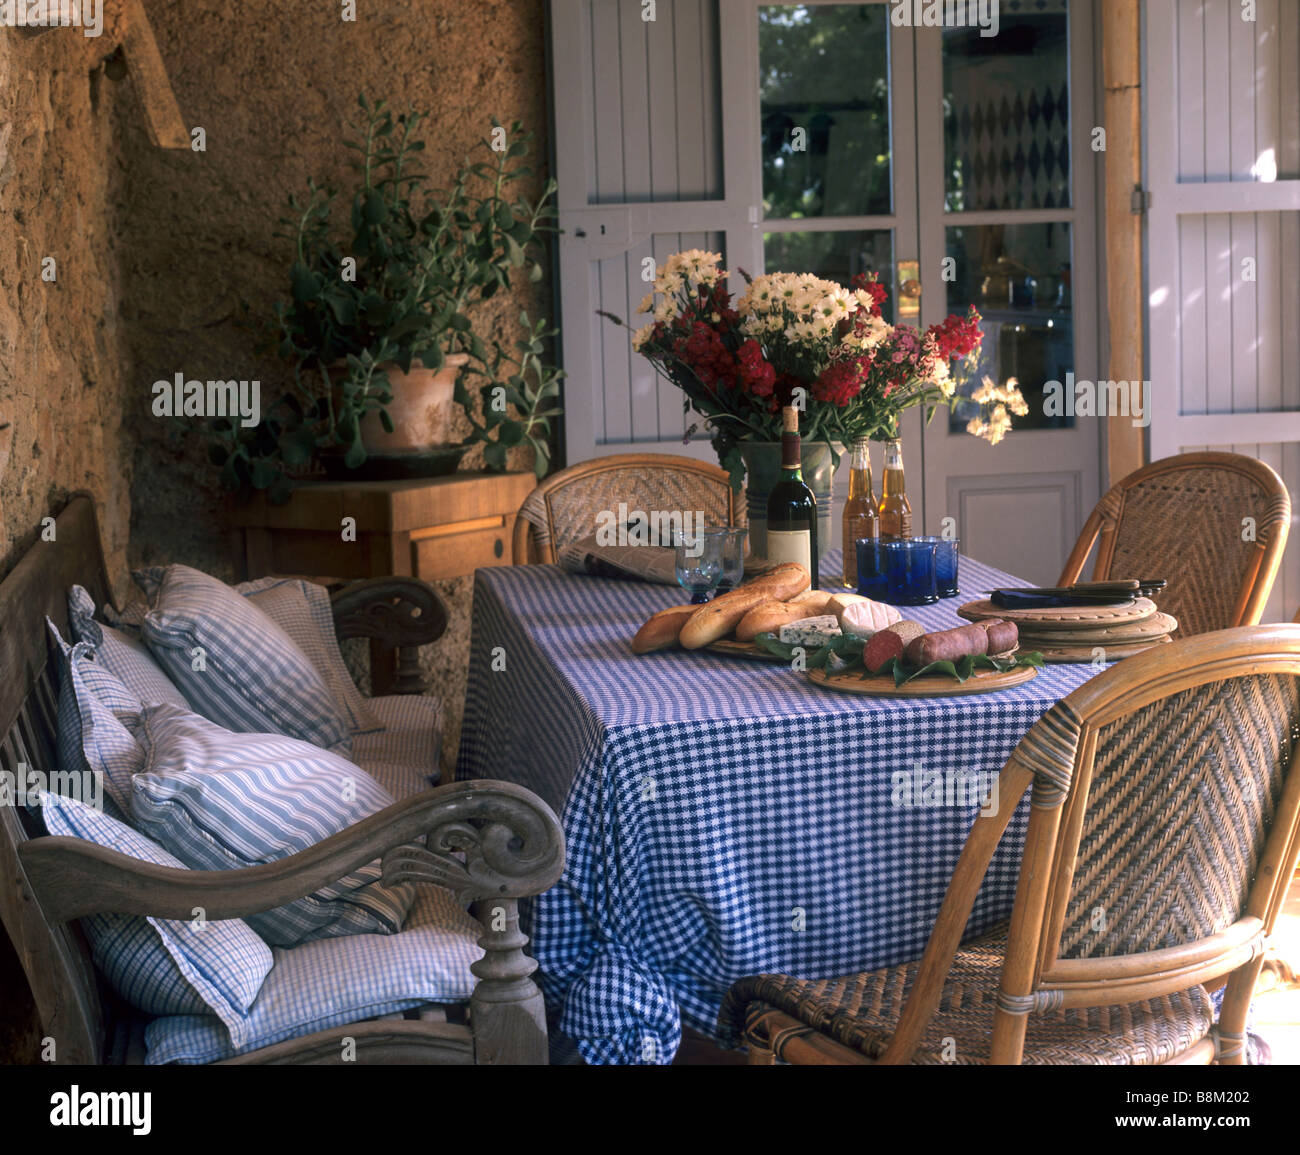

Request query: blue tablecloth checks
[{"left": 457, "top": 552, "right": 1103, "bottom": 1064}]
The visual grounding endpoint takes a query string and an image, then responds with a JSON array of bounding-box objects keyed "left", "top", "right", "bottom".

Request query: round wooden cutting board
[
  {"left": 1036, "top": 636, "right": 1173, "bottom": 663},
  {"left": 957, "top": 596, "right": 1159, "bottom": 630},
  {"left": 705, "top": 638, "right": 787, "bottom": 663},
  {"left": 806, "top": 663, "right": 1037, "bottom": 697},
  {"left": 1014, "top": 611, "right": 1179, "bottom": 646}
]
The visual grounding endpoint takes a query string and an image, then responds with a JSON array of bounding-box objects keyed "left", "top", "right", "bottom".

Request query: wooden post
[{"left": 1103, "top": 0, "right": 1144, "bottom": 485}]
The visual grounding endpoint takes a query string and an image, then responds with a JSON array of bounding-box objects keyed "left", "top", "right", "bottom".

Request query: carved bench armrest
[
  {"left": 330, "top": 576, "right": 450, "bottom": 695},
  {"left": 19, "top": 781, "right": 564, "bottom": 924}
]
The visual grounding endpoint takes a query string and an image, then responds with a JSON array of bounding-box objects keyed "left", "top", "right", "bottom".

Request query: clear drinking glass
[
  {"left": 673, "top": 530, "right": 724, "bottom": 604},
  {"left": 706, "top": 527, "right": 748, "bottom": 594}
]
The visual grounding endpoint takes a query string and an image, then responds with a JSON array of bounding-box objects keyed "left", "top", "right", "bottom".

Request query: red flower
[
  {"left": 851, "top": 272, "right": 889, "bottom": 317},
  {"left": 813, "top": 360, "right": 862, "bottom": 407},
  {"left": 928, "top": 306, "right": 983, "bottom": 360},
  {"left": 736, "top": 338, "right": 775, "bottom": 397}
]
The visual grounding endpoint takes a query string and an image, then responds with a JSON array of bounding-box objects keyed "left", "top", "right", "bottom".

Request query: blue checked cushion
[
  {"left": 66, "top": 587, "right": 190, "bottom": 709},
  {"left": 137, "top": 565, "right": 351, "bottom": 754},
  {"left": 38, "top": 791, "right": 273, "bottom": 1045},
  {"left": 48, "top": 619, "right": 144, "bottom": 817},
  {"left": 236, "top": 576, "right": 380, "bottom": 736},
  {"left": 129, "top": 704, "right": 414, "bottom": 947},
  {"left": 144, "top": 883, "right": 483, "bottom": 1063},
  {"left": 351, "top": 694, "right": 444, "bottom": 800}
]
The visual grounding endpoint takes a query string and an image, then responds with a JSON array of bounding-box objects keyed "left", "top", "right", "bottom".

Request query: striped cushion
[
  {"left": 237, "top": 577, "right": 381, "bottom": 736},
  {"left": 48, "top": 619, "right": 144, "bottom": 817},
  {"left": 129, "top": 705, "right": 414, "bottom": 947},
  {"left": 38, "top": 791, "right": 273, "bottom": 1045},
  {"left": 351, "top": 694, "right": 444, "bottom": 799},
  {"left": 66, "top": 586, "right": 189, "bottom": 709},
  {"left": 144, "top": 883, "right": 483, "bottom": 1063},
  {"left": 139, "top": 565, "right": 351, "bottom": 754}
]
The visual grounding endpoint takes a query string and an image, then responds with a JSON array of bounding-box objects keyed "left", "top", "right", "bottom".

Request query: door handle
[{"left": 897, "top": 259, "right": 921, "bottom": 318}]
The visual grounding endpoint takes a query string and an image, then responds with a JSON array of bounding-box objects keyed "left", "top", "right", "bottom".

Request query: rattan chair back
[
  {"left": 1057, "top": 452, "right": 1290, "bottom": 634},
  {"left": 512, "top": 453, "right": 737, "bottom": 564},
  {"left": 876, "top": 625, "right": 1300, "bottom": 1065}
]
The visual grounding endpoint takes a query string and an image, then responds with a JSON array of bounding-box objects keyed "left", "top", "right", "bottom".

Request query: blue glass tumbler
[
  {"left": 855, "top": 537, "right": 889, "bottom": 601},
  {"left": 914, "top": 536, "right": 960, "bottom": 598},
  {"left": 882, "top": 539, "right": 938, "bottom": 605}
]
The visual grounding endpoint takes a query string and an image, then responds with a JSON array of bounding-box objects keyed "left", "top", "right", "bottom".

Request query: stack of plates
[{"left": 957, "top": 597, "right": 1178, "bottom": 663}]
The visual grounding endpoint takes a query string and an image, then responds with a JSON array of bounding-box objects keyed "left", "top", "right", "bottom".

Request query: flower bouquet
[{"left": 600, "top": 249, "right": 1024, "bottom": 489}]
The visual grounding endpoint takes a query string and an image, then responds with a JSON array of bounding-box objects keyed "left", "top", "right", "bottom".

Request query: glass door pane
[
  {"left": 943, "top": 9, "right": 1071, "bottom": 212},
  {"left": 759, "top": 4, "right": 893, "bottom": 219}
]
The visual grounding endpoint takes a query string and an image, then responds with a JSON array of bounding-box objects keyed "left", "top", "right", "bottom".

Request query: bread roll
[
  {"left": 736, "top": 599, "right": 820, "bottom": 642},
  {"left": 746, "top": 563, "right": 811, "bottom": 602},
  {"left": 630, "top": 604, "right": 698, "bottom": 653},
  {"left": 679, "top": 586, "right": 775, "bottom": 649},
  {"left": 786, "top": 590, "right": 836, "bottom": 615}
]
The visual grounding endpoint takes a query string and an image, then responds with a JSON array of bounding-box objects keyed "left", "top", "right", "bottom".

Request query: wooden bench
[{"left": 0, "top": 495, "right": 564, "bottom": 1064}]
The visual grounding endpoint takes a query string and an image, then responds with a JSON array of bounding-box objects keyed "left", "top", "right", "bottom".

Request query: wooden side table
[
  {"left": 230, "top": 472, "right": 536, "bottom": 693},
  {"left": 231, "top": 472, "right": 536, "bottom": 583}
]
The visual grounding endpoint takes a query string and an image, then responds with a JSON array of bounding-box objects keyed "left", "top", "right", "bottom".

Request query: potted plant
[{"left": 205, "top": 96, "right": 563, "bottom": 501}]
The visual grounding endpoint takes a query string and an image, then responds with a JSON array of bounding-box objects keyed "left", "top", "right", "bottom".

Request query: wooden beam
[
  {"left": 121, "top": 0, "right": 188, "bottom": 149},
  {"left": 1103, "top": 0, "right": 1144, "bottom": 484}
]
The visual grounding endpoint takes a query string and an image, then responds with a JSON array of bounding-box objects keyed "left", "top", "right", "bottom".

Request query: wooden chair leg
[
  {"left": 747, "top": 1044, "right": 776, "bottom": 1065},
  {"left": 1215, "top": 955, "right": 1266, "bottom": 1065}
]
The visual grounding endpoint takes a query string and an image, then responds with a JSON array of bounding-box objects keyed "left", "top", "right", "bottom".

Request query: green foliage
[{"left": 202, "top": 96, "right": 562, "bottom": 499}]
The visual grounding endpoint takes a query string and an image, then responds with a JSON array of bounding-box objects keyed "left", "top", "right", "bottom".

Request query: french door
[{"left": 550, "top": 0, "right": 1101, "bottom": 584}]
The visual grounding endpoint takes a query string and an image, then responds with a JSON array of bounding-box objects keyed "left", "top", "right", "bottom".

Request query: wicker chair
[
  {"left": 1057, "top": 451, "right": 1291, "bottom": 635},
  {"left": 512, "top": 453, "right": 737, "bottom": 564},
  {"left": 719, "top": 625, "right": 1300, "bottom": 1065}
]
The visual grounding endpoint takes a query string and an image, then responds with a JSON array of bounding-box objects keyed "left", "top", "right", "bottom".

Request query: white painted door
[
  {"left": 550, "top": 1, "right": 1102, "bottom": 585},
  {"left": 913, "top": 1, "right": 1102, "bottom": 587},
  {"left": 1146, "top": 0, "right": 1300, "bottom": 621}
]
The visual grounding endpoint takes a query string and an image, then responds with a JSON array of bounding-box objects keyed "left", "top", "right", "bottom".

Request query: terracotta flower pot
[{"left": 358, "top": 353, "right": 469, "bottom": 456}]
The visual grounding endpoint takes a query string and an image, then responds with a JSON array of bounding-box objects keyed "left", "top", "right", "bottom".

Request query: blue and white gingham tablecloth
[{"left": 456, "top": 551, "right": 1103, "bottom": 1064}]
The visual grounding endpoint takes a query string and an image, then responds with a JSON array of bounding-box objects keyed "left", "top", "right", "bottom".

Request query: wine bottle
[
  {"left": 841, "top": 438, "right": 880, "bottom": 588},
  {"left": 765, "top": 406, "right": 819, "bottom": 589},
  {"left": 879, "top": 436, "right": 912, "bottom": 539}
]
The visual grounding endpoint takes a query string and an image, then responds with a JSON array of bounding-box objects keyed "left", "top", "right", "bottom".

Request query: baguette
[
  {"left": 679, "top": 586, "right": 777, "bottom": 649},
  {"left": 630, "top": 603, "right": 698, "bottom": 653},
  {"left": 786, "top": 590, "right": 836, "bottom": 615},
  {"left": 735, "top": 598, "right": 818, "bottom": 642},
  {"left": 746, "top": 562, "right": 811, "bottom": 601}
]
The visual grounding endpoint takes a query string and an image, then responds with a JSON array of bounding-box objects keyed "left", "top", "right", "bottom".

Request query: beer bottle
[
  {"left": 841, "top": 438, "right": 880, "bottom": 588},
  {"left": 879, "top": 437, "right": 912, "bottom": 539}
]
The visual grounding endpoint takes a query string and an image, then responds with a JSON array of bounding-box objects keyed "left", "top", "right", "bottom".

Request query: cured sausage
[
  {"left": 905, "top": 623, "right": 990, "bottom": 666},
  {"left": 863, "top": 621, "right": 925, "bottom": 673}
]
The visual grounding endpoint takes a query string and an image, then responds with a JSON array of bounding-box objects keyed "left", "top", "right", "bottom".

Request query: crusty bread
[
  {"left": 735, "top": 598, "right": 822, "bottom": 642},
  {"left": 679, "top": 586, "right": 776, "bottom": 649},
  {"left": 746, "top": 563, "right": 810, "bottom": 602},
  {"left": 630, "top": 603, "right": 698, "bottom": 653},
  {"left": 786, "top": 589, "right": 836, "bottom": 615}
]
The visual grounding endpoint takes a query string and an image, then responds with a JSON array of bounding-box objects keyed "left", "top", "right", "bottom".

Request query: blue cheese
[{"left": 779, "top": 616, "right": 842, "bottom": 647}]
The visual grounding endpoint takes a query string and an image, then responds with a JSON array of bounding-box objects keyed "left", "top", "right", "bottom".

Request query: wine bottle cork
[{"left": 782, "top": 406, "right": 798, "bottom": 433}]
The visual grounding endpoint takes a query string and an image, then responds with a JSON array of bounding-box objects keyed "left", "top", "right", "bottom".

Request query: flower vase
[{"left": 737, "top": 440, "right": 838, "bottom": 569}]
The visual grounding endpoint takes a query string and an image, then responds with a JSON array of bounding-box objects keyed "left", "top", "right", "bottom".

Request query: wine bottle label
[{"left": 766, "top": 529, "right": 812, "bottom": 572}]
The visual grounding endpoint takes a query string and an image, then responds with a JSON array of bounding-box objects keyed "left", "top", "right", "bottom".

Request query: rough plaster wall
[
  {"left": 122, "top": 0, "right": 551, "bottom": 776},
  {"left": 0, "top": 27, "right": 133, "bottom": 591},
  {"left": 0, "top": 20, "right": 134, "bottom": 1063}
]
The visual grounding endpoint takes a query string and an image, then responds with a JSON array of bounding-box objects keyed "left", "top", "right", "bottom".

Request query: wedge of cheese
[
  {"left": 839, "top": 598, "right": 902, "bottom": 640},
  {"left": 778, "top": 615, "right": 842, "bottom": 647}
]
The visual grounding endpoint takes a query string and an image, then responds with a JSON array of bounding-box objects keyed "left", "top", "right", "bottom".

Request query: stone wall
[
  {"left": 0, "top": 23, "right": 133, "bottom": 590},
  {"left": 120, "top": 0, "right": 552, "bottom": 776},
  {"left": 0, "top": 14, "right": 135, "bottom": 1064}
]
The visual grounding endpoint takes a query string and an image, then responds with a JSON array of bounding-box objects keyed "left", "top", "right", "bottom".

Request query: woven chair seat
[{"left": 720, "top": 924, "right": 1215, "bottom": 1065}]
